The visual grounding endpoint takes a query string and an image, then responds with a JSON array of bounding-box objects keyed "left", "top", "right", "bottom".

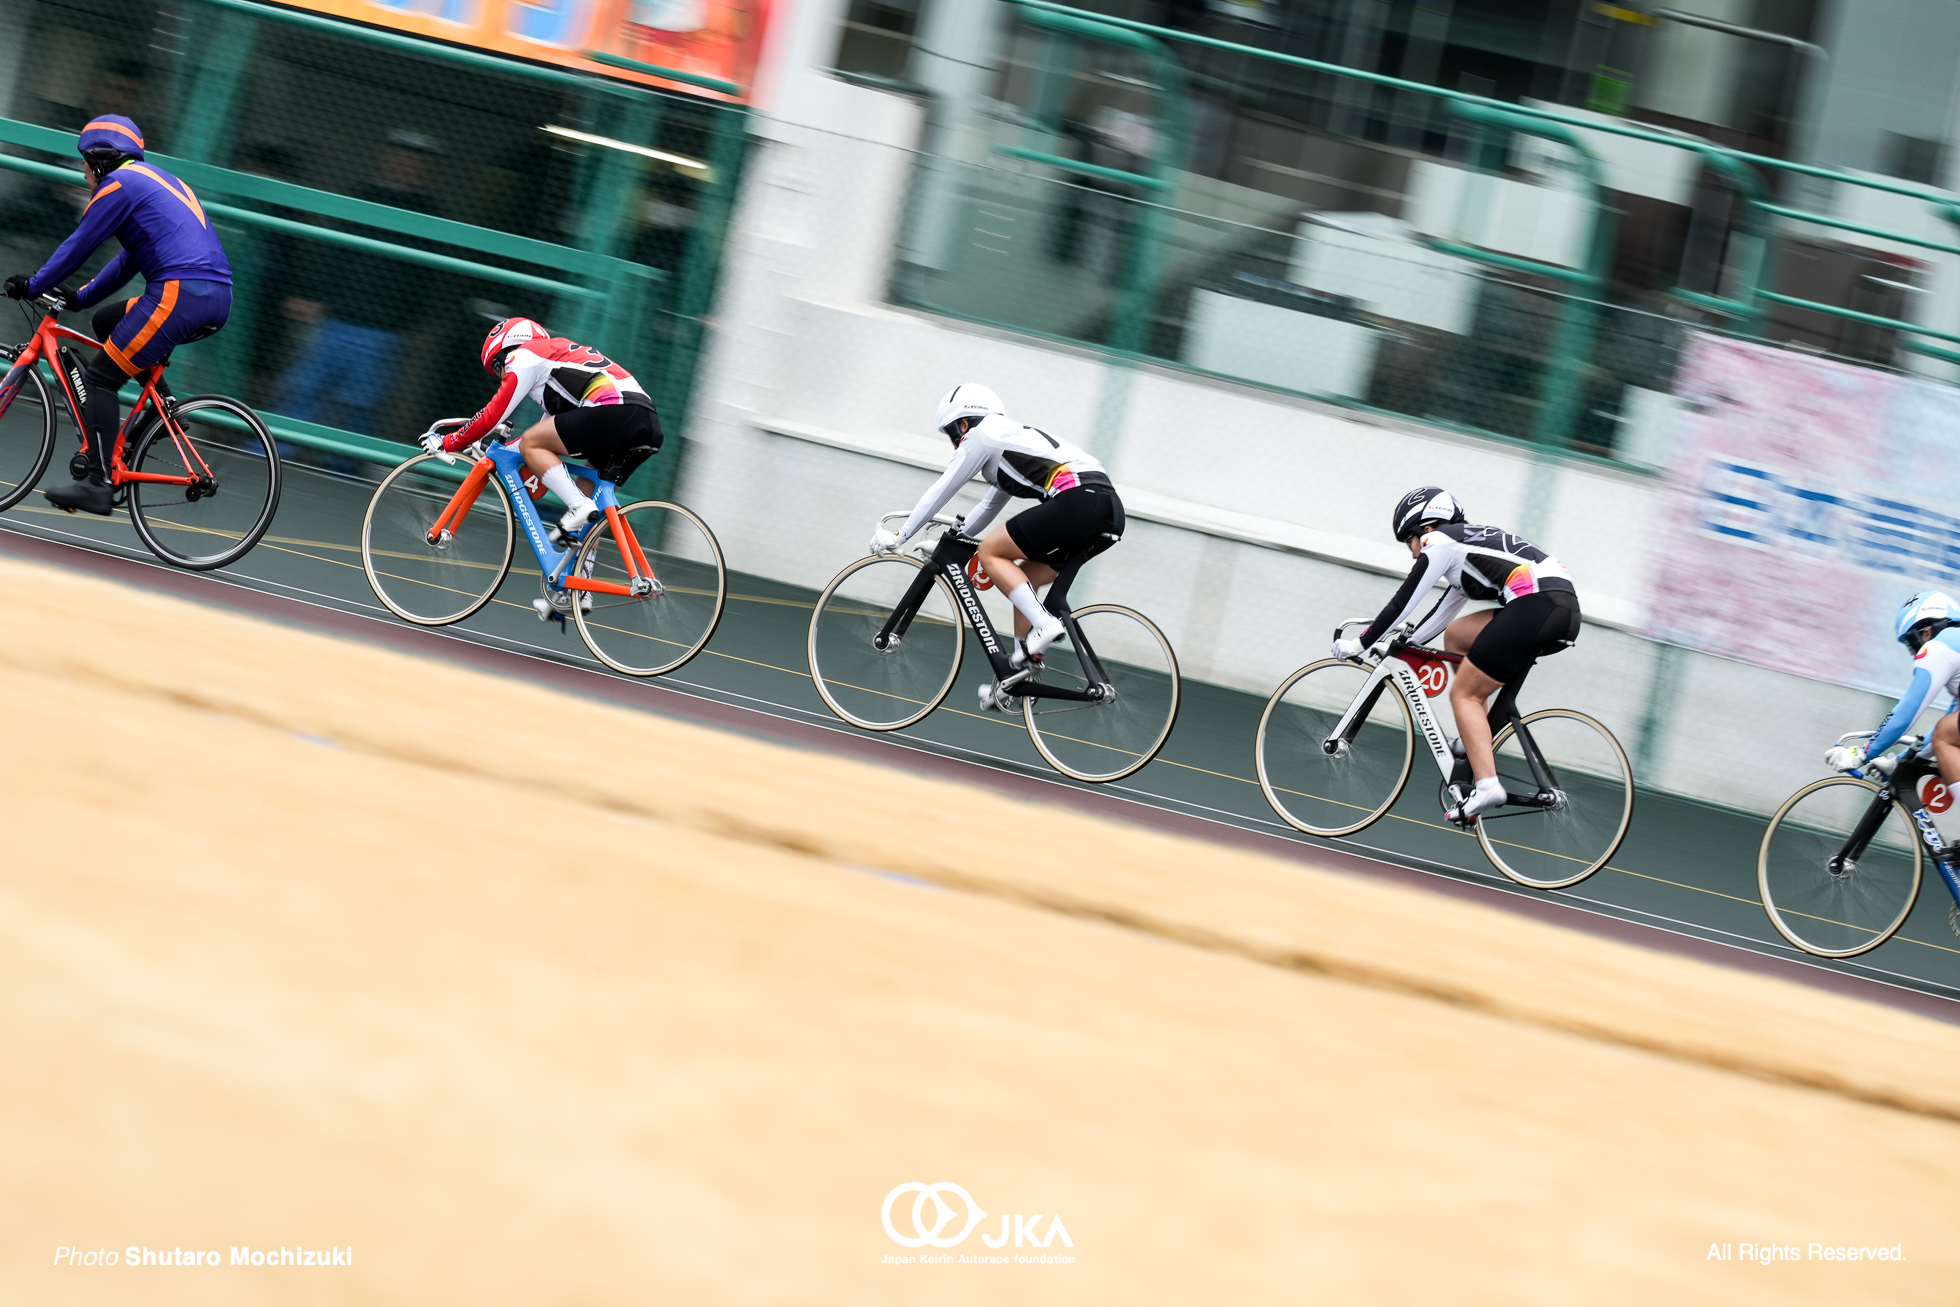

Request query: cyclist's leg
[
  {"left": 76, "top": 298, "right": 137, "bottom": 479},
  {"left": 1449, "top": 592, "right": 1578, "bottom": 812},
  {"left": 990, "top": 485, "right": 1118, "bottom": 643}
]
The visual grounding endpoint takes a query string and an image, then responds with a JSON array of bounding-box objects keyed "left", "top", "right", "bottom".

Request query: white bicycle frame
[{"left": 1325, "top": 618, "right": 1460, "bottom": 779}]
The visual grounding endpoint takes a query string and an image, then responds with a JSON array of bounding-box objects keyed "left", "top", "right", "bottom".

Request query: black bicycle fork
[
  {"left": 1836, "top": 755, "right": 1949, "bottom": 878},
  {"left": 876, "top": 532, "right": 1108, "bottom": 705}
]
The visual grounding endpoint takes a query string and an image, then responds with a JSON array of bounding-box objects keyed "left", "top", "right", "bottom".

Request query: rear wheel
[
  {"left": 1255, "top": 659, "right": 1413, "bottom": 837},
  {"left": 1759, "top": 776, "right": 1922, "bottom": 957},
  {"left": 362, "top": 454, "right": 513, "bottom": 625},
  {"left": 1021, "top": 604, "right": 1179, "bottom": 783},
  {"left": 571, "top": 500, "right": 727, "bottom": 677},
  {"left": 126, "top": 395, "right": 281, "bottom": 570},
  {"left": 0, "top": 347, "right": 57, "bottom": 512},
  {"left": 809, "top": 554, "right": 963, "bottom": 730},
  {"left": 1478, "top": 709, "right": 1632, "bottom": 889}
]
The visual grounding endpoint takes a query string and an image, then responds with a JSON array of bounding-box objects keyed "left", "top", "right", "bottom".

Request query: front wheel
[
  {"left": 808, "top": 553, "right": 963, "bottom": 731},
  {"left": 1759, "top": 776, "right": 1922, "bottom": 957},
  {"left": 1022, "top": 604, "right": 1179, "bottom": 783},
  {"left": 126, "top": 395, "right": 281, "bottom": 570},
  {"left": 1478, "top": 709, "right": 1633, "bottom": 890},
  {"left": 0, "top": 346, "right": 55, "bottom": 513},
  {"left": 572, "top": 500, "right": 727, "bottom": 677},
  {"left": 362, "top": 454, "right": 514, "bottom": 625},
  {"left": 1255, "top": 659, "right": 1413, "bottom": 837}
]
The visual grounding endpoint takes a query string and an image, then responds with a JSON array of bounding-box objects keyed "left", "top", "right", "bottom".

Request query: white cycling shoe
[
  {"left": 549, "top": 502, "right": 602, "bottom": 548},
  {"left": 1447, "top": 778, "right": 1507, "bottom": 824},
  {"left": 978, "top": 682, "right": 1014, "bottom": 713},
  {"left": 533, "top": 590, "right": 594, "bottom": 621},
  {"left": 1014, "top": 619, "right": 1065, "bottom": 668}
]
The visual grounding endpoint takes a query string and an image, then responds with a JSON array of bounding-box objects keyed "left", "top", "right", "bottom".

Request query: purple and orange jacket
[{"left": 28, "top": 161, "right": 232, "bottom": 309}]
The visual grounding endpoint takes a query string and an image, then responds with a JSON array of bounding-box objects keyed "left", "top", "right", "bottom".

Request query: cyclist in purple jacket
[{"left": 5, "top": 115, "right": 233, "bottom": 515}]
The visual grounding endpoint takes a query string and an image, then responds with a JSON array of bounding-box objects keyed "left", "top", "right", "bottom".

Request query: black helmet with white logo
[{"left": 1391, "top": 486, "right": 1465, "bottom": 542}]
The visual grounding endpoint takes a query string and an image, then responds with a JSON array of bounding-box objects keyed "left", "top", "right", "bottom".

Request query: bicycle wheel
[
  {"left": 1759, "top": 776, "right": 1922, "bottom": 957},
  {"left": 363, "top": 454, "right": 514, "bottom": 625},
  {"left": 1255, "top": 660, "right": 1413, "bottom": 837},
  {"left": 126, "top": 395, "right": 281, "bottom": 570},
  {"left": 1478, "top": 709, "right": 1632, "bottom": 889},
  {"left": 1022, "top": 604, "right": 1179, "bottom": 783},
  {"left": 809, "top": 554, "right": 962, "bottom": 730},
  {"left": 572, "top": 500, "right": 727, "bottom": 677},
  {"left": 0, "top": 347, "right": 54, "bottom": 513}
]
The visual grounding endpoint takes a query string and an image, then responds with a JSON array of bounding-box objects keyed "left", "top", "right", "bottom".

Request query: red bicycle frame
[{"left": 0, "top": 308, "right": 211, "bottom": 490}]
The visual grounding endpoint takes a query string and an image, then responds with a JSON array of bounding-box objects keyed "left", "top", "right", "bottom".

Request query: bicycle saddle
[{"left": 599, "top": 444, "right": 659, "bottom": 485}]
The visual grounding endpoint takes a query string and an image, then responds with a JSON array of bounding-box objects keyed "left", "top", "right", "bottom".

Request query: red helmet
[{"left": 481, "top": 317, "right": 545, "bottom": 375}]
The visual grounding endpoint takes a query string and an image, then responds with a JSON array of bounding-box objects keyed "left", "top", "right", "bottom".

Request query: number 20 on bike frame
[{"left": 0, "top": 293, "right": 280, "bottom": 569}]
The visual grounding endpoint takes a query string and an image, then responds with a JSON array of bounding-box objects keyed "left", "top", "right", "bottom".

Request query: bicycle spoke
[
  {"left": 572, "top": 501, "right": 726, "bottom": 676},
  {"left": 1477, "top": 710, "right": 1631, "bottom": 889},
  {"left": 1760, "top": 777, "right": 1921, "bottom": 956},
  {"left": 361, "top": 455, "right": 513, "bottom": 625},
  {"left": 809, "top": 555, "right": 962, "bottom": 731},
  {"left": 0, "top": 349, "right": 56, "bottom": 512},
  {"left": 127, "top": 396, "right": 281, "bottom": 570},
  {"left": 1023, "top": 605, "right": 1179, "bottom": 782},
  {"left": 1256, "top": 660, "right": 1412, "bottom": 837}
]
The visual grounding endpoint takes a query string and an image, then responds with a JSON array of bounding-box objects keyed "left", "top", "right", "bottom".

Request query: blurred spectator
[
  {"left": 276, "top": 129, "right": 441, "bottom": 435},
  {"left": 1049, "top": 104, "right": 1151, "bottom": 272},
  {"left": 230, "top": 143, "right": 309, "bottom": 402},
  {"left": 0, "top": 57, "right": 151, "bottom": 240}
]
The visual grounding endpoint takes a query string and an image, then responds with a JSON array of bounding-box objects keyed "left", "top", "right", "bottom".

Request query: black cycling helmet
[{"left": 1391, "top": 486, "right": 1465, "bottom": 541}]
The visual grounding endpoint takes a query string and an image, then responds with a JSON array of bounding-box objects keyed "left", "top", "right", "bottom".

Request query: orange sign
[{"left": 286, "top": 0, "right": 771, "bottom": 102}]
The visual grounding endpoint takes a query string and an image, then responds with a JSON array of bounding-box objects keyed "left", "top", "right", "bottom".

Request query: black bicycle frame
[{"left": 876, "top": 532, "right": 1107, "bottom": 704}]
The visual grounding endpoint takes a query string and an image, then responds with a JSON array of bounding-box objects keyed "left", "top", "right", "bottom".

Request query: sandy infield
[{"left": 2, "top": 552, "right": 1957, "bottom": 1304}]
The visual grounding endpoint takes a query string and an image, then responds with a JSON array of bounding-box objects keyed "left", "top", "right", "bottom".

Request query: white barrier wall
[{"left": 679, "top": 59, "right": 1904, "bottom": 819}]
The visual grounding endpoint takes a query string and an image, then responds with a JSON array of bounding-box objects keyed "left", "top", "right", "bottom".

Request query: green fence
[
  {"left": 891, "top": 0, "right": 1960, "bottom": 464},
  {"left": 0, "top": 0, "right": 747, "bottom": 496}
]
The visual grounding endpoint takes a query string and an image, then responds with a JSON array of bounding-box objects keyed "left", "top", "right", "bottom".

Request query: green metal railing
[
  {"left": 0, "top": 0, "right": 748, "bottom": 500},
  {"left": 895, "top": 0, "right": 1960, "bottom": 461}
]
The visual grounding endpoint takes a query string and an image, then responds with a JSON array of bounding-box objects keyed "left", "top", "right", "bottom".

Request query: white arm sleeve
[
  {"left": 899, "top": 440, "right": 989, "bottom": 541},
  {"left": 1410, "top": 587, "right": 1469, "bottom": 647},
  {"left": 960, "top": 486, "right": 1013, "bottom": 538}
]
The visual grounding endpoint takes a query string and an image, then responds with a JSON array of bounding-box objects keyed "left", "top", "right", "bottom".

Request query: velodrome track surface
[
  {"left": 4, "top": 455, "right": 1959, "bottom": 1018},
  {"left": 13, "top": 461, "right": 1960, "bottom": 1302}
]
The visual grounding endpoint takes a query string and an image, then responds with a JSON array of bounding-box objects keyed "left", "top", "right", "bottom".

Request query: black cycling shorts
[
  {"left": 555, "top": 402, "right": 663, "bottom": 481},
  {"left": 1467, "top": 588, "right": 1581, "bottom": 685},
  {"left": 1004, "top": 483, "right": 1125, "bottom": 567}
]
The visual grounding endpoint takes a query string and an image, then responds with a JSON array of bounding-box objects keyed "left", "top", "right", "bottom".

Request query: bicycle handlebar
[{"left": 878, "top": 510, "right": 961, "bottom": 531}]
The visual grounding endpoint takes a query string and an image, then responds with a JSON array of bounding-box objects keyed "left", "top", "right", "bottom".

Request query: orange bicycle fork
[{"left": 428, "top": 451, "right": 654, "bottom": 597}]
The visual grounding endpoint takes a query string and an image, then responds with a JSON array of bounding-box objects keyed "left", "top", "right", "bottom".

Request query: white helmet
[{"left": 935, "top": 383, "right": 1003, "bottom": 444}]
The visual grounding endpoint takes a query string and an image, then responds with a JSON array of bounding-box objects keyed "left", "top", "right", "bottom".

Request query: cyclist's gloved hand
[
  {"left": 3, "top": 274, "right": 29, "bottom": 301},
  {"left": 419, "top": 430, "right": 453, "bottom": 462},
  {"left": 1824, "top": 744, "right": 1865, "bottom": 775},
  {"left": 869, "top": 526, "right": 902, "bottom": 556},
  {"left": 1332, "top": 635, "right": 1364, "bottom": 662}
]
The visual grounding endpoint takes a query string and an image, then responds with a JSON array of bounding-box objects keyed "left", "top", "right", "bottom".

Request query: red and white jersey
[{"left": 447, "top": 335, "right": 652, "bottom": 449}]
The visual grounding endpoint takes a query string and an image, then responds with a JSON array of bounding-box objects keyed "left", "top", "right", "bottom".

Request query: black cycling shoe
[{"left": 43, "top": 477, "right": 114, "bottom": 516}]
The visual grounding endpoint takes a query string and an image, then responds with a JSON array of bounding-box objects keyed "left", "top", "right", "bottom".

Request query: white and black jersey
[
  {"left": 1361, "top": 522, "right": 1576, "bottom": 647},
  {"left": 899, "top": 413, "right": 1109, "bottom": 541}
]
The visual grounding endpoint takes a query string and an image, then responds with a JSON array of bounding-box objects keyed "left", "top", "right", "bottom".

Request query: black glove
[{"left": 3, "top": 274, "right": 29, "bottom": 301}]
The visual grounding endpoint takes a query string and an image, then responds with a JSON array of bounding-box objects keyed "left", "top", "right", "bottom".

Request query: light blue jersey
[{"left": 1868, "top": 626, "right": 1960, "bottom": 759}]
